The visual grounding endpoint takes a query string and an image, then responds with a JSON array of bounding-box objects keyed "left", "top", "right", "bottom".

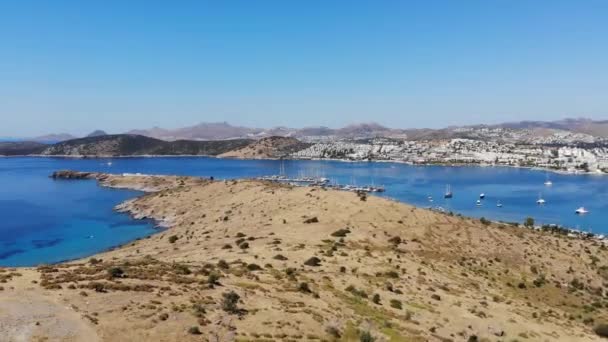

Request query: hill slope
[
  {"left": 0, "top": 141, "right": 47, "bottom": 156},
  {"left": 1, "top": 173, "right": 606, "bottom": 341},
  {"left": 220, "top": 136, "right": 311, "bottom": 159},
  {"left": 39, "top": 134, "right": 253, "bottom": 157}
]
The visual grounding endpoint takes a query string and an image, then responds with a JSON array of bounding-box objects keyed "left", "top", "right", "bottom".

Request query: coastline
[
  {"left": 2, "top": 153, "right": 603, "bottom": 176},
  {"left": 53, "top": 171, "right": 606, "bottom": 265},
  {"left": 2, "top": 170, "right": 607, "bottom": 341}
]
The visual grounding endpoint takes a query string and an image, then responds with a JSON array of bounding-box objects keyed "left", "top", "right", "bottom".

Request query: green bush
[
  {"left": 107, "top": 267, "right": 124, "bottom": 278},
  {"left": 390, "top": 299, "right": 402, "bottom": 310},
  {"left": 360, "top": 331, "right": 375, "bottom": 342},
  {"left": 187, "top": 326, "right": 202, "bottom": 335},
  {"left": 222, "top": 291, "right": 240, "bottom": 314},
  {"left": 298, "top": 282, "right": 311, "bottom": 293},
  {"left": 168, "top": 235, "right": 178, "bottom": 243},
  {"left": 594, "top": 323, "right": 608, "bottom": 338},
  {"left": 304, "top": 257, "right": 321, "bottom": 267},
  {"left": 331, "top": 229, "right": 351, "bottom": 237}
]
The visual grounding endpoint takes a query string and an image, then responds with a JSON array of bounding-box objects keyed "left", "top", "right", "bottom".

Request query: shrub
[
  {"left": 221, "top": 244, "right": 232, "bottom": 249},
  {"left": 303, "top": 217, "right": 319, "bottom": 224},
  {"left": 431, "top": 294, "right": 441, "bottom": 301},
  {"left": 246, "top": 263, "right": 262, "bottom": 271},
  {"left": 388, "top": 236, "right": 401, "bottom": 245},
  {"left": 217, "top": 260, "right": 229, "bottom": 269},
  {"left": 89, "top": 258, "right": 101, "bottom": 265},
  {"left": 339, "top": 266, "right": 346, "bottom": 273},
  {"left": 331, "top": 229, "right": 351, "bottom": 237},
  {"left": 173, "top": 264, "right": 191, "bottom": 275},
  {"left": 372, "top": 294, "right": 381, "bottom": 304},
  {"left": 360, "top": 331, "right": 375, "bottom": 342},
  {"left": 158, "top": 313, "right": 169, "bottom": 321},
  {"left": 239, "top": 242, "right": 249, "bottom": 250},
  {"left": 533, "top": 275, "right": 546, "bottom": 288},
  {"left": 390, "top": 299, "right": 402, "bottom": 310},
  {"left": 207, "top": 272, "right": 220, "bottom": 285},
  {"left": 168, "top": 235, "right": 178, "bottom": 243},
  {"left": 325, "top": 326, "right": 341, "bottom": 338},
  {"left": 107, "top": 267, "right": 124, "bottom": 279},
  {"left": 304, "top": 257, "right": 321, "bottom": 267},
  {"left": 385, "top": 270, "right": 399, "bottom": 279},
  {"left": 273, "top": 254, "right": 288, "bottom": 261},
  {"left": 345, "top": 285, "right": 368, "bottom": 298},
  {"left": 479, "top": 217, "right": 490, "bottom": 226},
  {"left": 188, "top": 326, "right": 202, "bottom": 335},
  {"left": 298, "top": 282, "right": 311, "bottom": 293},
  {"left": 222, "top": 291, "right": 240, "bottom": 314},
  {"left": 524, "top": 217, "right": 535, "bottom": 228},
  {"left": 594, "top": 324, "right": 608, "bottom": 338}
]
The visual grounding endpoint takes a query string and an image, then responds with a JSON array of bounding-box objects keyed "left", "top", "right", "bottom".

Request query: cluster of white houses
[{"left": 292, "top": 137, "right": 608, "bottom": 173}]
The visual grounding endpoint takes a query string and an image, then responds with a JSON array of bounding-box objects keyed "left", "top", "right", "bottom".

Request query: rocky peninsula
[{"left": 1, "top": 171, "right": 607, "bottom": 341}]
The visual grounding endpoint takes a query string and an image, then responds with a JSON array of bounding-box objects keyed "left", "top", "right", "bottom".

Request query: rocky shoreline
[{"left": 1, "top": 171, "right": 607, "bottom": 341}]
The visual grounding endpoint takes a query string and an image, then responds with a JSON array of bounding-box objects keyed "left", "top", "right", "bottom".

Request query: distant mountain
[
  {"left": 32, "top": 133, "right": 77, "bottom": 144},
  {"left": 39, "top": 134, "right": 253, "bottom": 157},
  {"left": 86, "top": 130, "right": 107, "bottom": 137},
  {"left": 126, "top": 121, "right": 408, "bottom": 141},
  {"left": 0, "top": 141, "right": 47, "bottom": 156},
  {"left": 489, "top": 118, "right": 608, "bottom": 137},
  {"left": 127, "top": 122, "right": 262, "bottom": 141}
]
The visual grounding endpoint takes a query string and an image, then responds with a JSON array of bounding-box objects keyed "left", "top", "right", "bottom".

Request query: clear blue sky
[{"left": 1, "top": 1, "right": 607, "bottom": 136}]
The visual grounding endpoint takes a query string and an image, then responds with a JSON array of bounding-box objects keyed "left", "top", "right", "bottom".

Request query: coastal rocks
[{"left": 51, "top": 170, "right": 100, "bottom": 180}]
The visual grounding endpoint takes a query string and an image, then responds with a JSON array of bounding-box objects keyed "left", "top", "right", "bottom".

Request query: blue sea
[{"left": 1, "top": 157, "right": 607, "bottom": 267}]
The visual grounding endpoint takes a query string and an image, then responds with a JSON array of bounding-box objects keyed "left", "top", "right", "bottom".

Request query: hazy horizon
[{"left": 2, "top": 1, "right": 607, "bottom": 136}]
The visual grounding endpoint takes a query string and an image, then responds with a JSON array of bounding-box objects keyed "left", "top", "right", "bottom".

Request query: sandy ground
[{"left": 1, "top": 172, "right": 607, "bottom": 341}]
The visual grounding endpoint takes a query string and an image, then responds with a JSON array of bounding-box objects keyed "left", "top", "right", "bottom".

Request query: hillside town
[{"left": 292, "top": 127, "right": 608, "bottom": 173}]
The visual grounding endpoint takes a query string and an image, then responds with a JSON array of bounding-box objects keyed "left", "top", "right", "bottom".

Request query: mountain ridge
[{"left": 19, "top": 117, "right": 608, "bottom": 143}]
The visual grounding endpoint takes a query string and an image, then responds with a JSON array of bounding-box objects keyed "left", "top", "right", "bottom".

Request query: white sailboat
[
  {"left": 479, "top": 193, "right": 485, "bottom": 199},
  {"left": 575, "top": 207, "right": 589, "bottom": 215},
  {"left": 476, "top": 199, "right": 482, "bottom": 206},
  {"left": 496, "top": 200, "right": 503, "bottom": 208},
  {"left": 536, "top": 193, "right": 546, "bottom": 205},
  {"left": 544, "top": 173, "right": 553, "bottom": 186}
]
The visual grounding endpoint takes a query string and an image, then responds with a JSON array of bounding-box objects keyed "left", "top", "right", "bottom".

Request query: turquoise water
[{"left": 1, "top": 157, "right": 606, "bottom": 267}]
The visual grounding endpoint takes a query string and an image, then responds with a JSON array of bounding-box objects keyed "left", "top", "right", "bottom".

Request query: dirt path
[{"left": 0, "top": 271, "right": 99, "bottom": 342}]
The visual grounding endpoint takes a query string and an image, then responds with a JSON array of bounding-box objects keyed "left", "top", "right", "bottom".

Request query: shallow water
[{"left": 1, "top": 157, "right": 606, "bottom": 266}]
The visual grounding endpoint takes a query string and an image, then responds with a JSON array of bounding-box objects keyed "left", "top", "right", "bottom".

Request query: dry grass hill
[
  {"left": 1, "top": 172, "right": 608, "bottom": 342},
  {"left": 220, "top": 136, "right": 311, "bottom": 159}
]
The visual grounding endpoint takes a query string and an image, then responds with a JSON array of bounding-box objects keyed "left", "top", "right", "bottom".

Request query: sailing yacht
[
  {"left": 575, "top": 207, "right": 589, "bottom": 215},
  {"left": 544, "top": 173, "right": 553, "bottom": 186},
  {"left": 536, "top": 193, "right": 546, "bottom": 205},
  {"left": 444, "top": 184, "right": 453, "bottom": 199},
  {"left": 479, "top": 193, "right": 485, "bottom": 199},
  {"left": 496, "top": 200, "right": 503, "bottom": 208},
  {"left": 476, "top": 199, "right": 482, "bottom": 206}
]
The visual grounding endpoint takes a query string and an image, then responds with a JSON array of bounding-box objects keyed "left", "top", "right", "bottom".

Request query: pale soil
[
  {"left": 219, "top": 136, "right": 307, "bottom": 159},
  {"left": 1, "top": 173, "right": 607, "bottom": 341}
]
